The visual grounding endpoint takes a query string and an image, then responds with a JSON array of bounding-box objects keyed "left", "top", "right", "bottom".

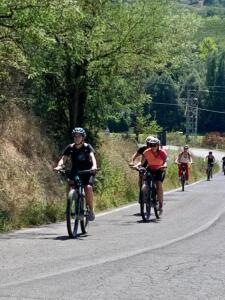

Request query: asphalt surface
[{"left": 0, "top": 147, "right": 225, "bottom": 300}]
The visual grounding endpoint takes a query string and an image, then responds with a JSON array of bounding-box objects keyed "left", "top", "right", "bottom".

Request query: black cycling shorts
[
  {"left": 148, "top": 169, "right": 166, "bottom": 182},
  {"left": 79, "top": 175, "right": 95, "bottom": 186},
  {"left": 68, "top": 171, "right": 95, "bottom": 186}
]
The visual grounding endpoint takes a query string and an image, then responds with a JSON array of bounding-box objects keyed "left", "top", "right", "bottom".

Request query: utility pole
[{"left": 184, "top": 89, "right": 199, "bottom": 143}]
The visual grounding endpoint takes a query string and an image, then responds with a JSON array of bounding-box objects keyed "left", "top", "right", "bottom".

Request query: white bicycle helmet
[
  {"left": 145, "top": 135, "right": 154, "bottom": 144},
  {"left": 148, "top": 137, "right": 160, "bottom": 145},
  {"left": 72, "top": 127, "right": 86, "bottom": 138}
]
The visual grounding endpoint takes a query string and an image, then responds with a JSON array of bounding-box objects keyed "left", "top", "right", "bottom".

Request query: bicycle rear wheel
[
  {"left": 66, "top": 189, "right": 80, "bottom": 238},
  {"left": 140, "top": 191, "right": 151, "bottom": 222}
]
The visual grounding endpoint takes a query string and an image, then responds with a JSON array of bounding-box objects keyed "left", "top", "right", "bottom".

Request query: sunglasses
[
  {"left": 73, "top": 134, "right": 82, "bottom": 138},
  {"left": 150, "top": 144, "right": 157, "bottom": 147}
]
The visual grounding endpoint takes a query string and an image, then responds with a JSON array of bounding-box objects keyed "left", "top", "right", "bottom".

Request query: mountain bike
[
  {"left": 206, "top": 163, "right": 213, "bottom": 181},
  {"left": 58, "top": 169, "right": 95, "bottom": 238},
  {"left": 222, "top": 162, "right": 225, "bottom": 175},
  {"left": 131, "top": 165, "right": 160, "bottom": 222}
]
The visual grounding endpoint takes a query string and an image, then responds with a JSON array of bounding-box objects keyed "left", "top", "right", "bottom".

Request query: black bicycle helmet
[{"left": 72, "top": 127, "right": 86, "bottom": 138}]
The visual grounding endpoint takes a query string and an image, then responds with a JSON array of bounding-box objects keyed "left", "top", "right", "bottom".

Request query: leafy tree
[
  {"left": 198, "top": 50, "right": 225, "bottom": 132},
  {"left": 0, "top": 0, "right": 202, "bottom": 140},
  {"left": 198, "top": 37, "right": 218, "bottom": 60},
  {"left": 145, "top": 73, "right": 184, "bottom": 131}
]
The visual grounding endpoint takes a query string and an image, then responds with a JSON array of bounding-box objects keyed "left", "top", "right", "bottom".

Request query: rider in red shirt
[{"left": 175, "top": 145, "right": 192, "bottom": 182}]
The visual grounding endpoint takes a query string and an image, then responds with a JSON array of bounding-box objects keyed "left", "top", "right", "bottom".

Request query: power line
[
  {"left": 198, "top": 107, "right": 225, "bottom": 114},
  {"left": 151, "top": 101, "right": 225, "bottom": 114},
  {"left": 147, "top": 82, "right": 225, "bottom": 93}
]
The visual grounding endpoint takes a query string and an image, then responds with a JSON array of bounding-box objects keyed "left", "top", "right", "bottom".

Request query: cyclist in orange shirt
[{"left": 142, "top": 137, "right": 167, "bottom": 214}]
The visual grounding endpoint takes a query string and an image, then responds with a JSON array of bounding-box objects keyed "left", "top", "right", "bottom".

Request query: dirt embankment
[{"left": 0, "top": 107, "right": 64, "bottom": 230}]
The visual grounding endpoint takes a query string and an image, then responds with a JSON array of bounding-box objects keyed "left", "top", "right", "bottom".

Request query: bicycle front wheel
[
  {"left": 80, "top": 195, "right": 89, "bottom": 234},
  {"left": 152, "top": 192, "right": 159, "bottom": 220},
  {"left": 66, "top": 189, "right": 80, "bottom": 238},
  {"left": 140, "top": 191, "right": 151, "bottom": 222},
  {"left": 181, "top": 174, "right": 185, "bottom": 191}
]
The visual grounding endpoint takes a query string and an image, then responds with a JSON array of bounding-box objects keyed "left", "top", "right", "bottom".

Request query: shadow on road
[
  {"left": 137, "top": 219, "right": 160, "bottom": 224},
  {"left": 54, "top": 233, "right": 90, "bottom": 241},
  {"left": 0, "top": 232, "right": 91, "bottom": 240}
]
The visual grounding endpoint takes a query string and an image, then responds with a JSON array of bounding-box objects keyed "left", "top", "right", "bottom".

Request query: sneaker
[{"left": 88, "top": 210, "right": 95, "bottom": 221}]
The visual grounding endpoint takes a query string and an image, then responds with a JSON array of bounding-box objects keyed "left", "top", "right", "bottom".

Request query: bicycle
[
  {"left": 178, "top": 163, "right": 187, "bottom": 192},
  {"left": 206, "top": 163, "right": 213, "bottom": 181},
  {"left": 131, "top": 165, "right": 160, "bottom": 222},
  {"left": 222, "top": 162, "right": 225, "bottom": 175},
  {"left": 58, "top": 168, "right": 96, "bottom": 238}
]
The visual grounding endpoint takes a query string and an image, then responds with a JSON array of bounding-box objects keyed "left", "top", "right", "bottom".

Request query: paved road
[{"left": 0, "top": 148, "right": 225, "bottom": 300}]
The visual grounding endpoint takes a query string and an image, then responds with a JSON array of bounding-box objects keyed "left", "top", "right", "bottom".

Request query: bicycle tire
[
  {"left": 181, "top": 174, "right": 185, "bottom": 191},
  {"left": 66, "top": 189, "right": 80, "bottom": 238},
  {"left": 207, "top": 167, "right": 210, "bottom": 181},
  {"left": 80, "top": 194, "right": 89, "bottom": 234},
  {"left": 152, "top": 192, "right": 160, "bottom": 219},
  {"left": 140, "top": 190, "right": 151, "bottom": 222},
  {"left": 210, "top": 167, "right": 213, "bottom": 179}
]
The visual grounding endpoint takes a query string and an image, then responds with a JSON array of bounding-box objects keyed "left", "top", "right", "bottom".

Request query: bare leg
[
  {"left": 156, "top": 181, "right": 163, "bottom": 208},
  {"left": 84, "top": 185, "right": 94, "bottom": 211}
]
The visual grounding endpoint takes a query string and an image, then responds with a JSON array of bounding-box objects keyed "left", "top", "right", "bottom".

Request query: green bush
[
  {"left": 95, "top": 157, "right": 137, "bottom": 211},
  {"left": 21, "top": 201, "right": 65, "bottom": 226},
  {"left": 0, "top": 210, "right": 11, "bottom": 232}
]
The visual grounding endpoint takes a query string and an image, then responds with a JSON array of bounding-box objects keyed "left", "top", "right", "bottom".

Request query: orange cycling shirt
[{"left": 143, "top": 148, "right": 167, "bottom": 170}]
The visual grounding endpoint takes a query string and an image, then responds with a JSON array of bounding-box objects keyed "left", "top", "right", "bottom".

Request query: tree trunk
[{"left": 65, "top": 59, "right": 88, "bottom": 131}]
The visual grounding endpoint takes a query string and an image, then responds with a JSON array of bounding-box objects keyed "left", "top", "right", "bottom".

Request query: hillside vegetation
[
  {"left": 0, "top": 107, "right": 65, "bottom": 231},
  {"left": 0, "top": 109, "right": 210, "bottom": 232}
]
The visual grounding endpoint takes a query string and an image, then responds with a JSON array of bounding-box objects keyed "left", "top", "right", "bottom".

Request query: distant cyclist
[
  {"left": 175, "top": 145, "right": 192, "bottom": 184},
  {"left": 142, "top": 137, "right": 167, "bottom": 215},
  {"left": 205, "top": 151, "right": 215, "bottom": 168},
  {"left": 205, "top": 151, "right": 215, "bottom": 180},
  {"left": 222, "top": 156, "right": 225, "bottom": 174},
  {"left": 54, "top": 127, "right": 97, "bottom": 221}
]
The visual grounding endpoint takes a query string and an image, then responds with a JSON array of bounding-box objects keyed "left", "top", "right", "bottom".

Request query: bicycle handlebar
[
  {"left": 56, "top": 168, "right": 99, "bottom": 176},
  {"left": 129, "top": 165, "right": 166, "bottom": 173}
]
